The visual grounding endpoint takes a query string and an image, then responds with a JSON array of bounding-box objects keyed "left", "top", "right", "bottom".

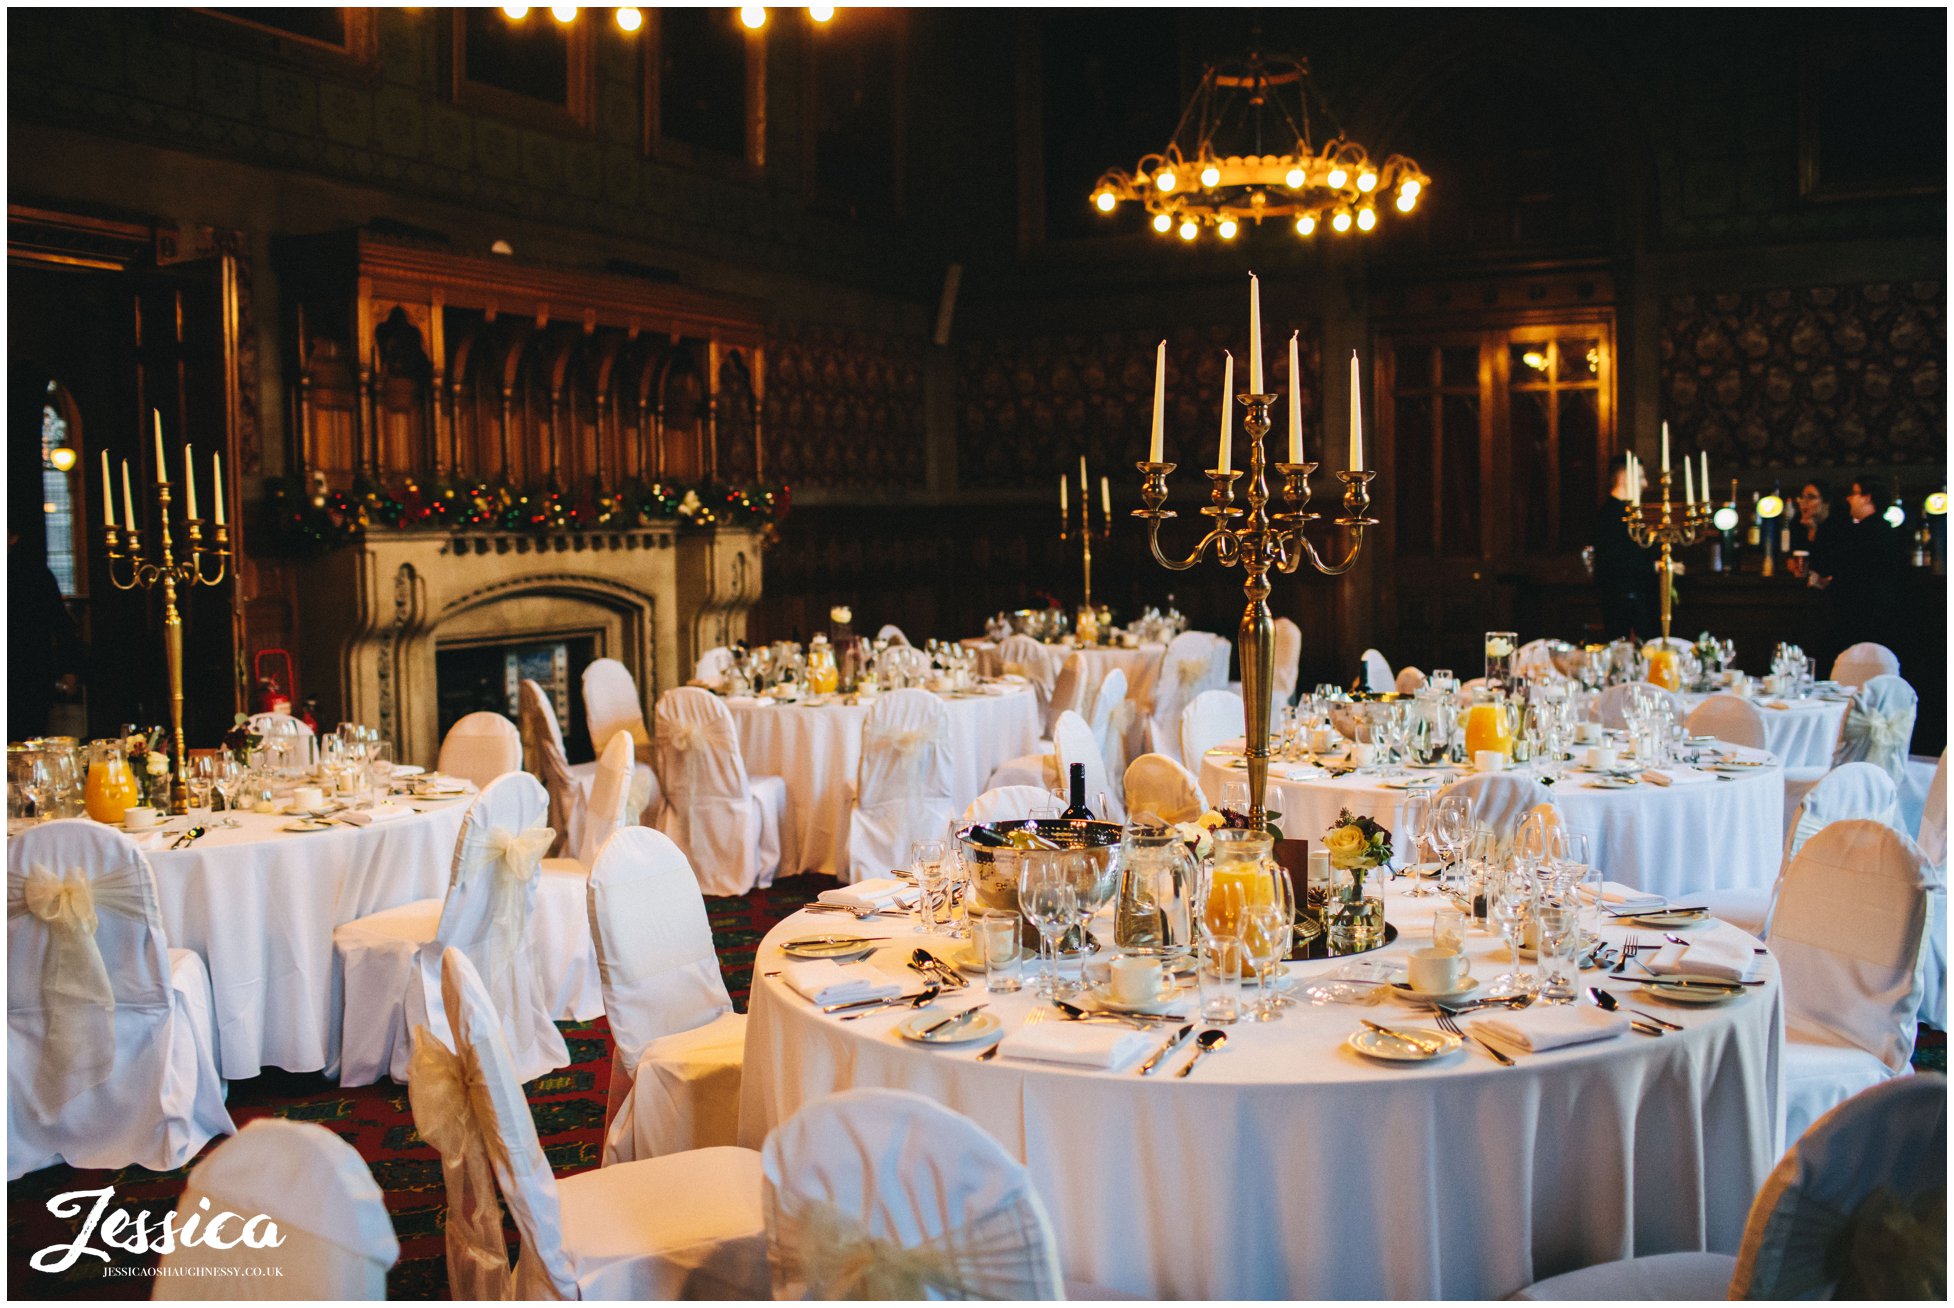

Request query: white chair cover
[
  {"left": 1686, "top": 693, "right": 1769, "bottom": 751},
  {"left": 1124, "top": 753, "right": 1208, "bottom": 826},
  {"left": 250, "top": 710, "right": 315, "bottom": 738},
  {"left": 1592, "top": 681, "right": 1682, "bottom": 730},
  {"left": 411, "top": 948, "right": 767, "bottom": 1301},
  {"left": 1830, "top": 642, "right": 1900, "bottom": 689},
  {"left": 1360, "top": 648, "right": 1394, "bottom": 694},
  {"left": 1921, "top": 751, "right": 1949, "bottom": 1030},
  {"left": 761, "top": 1088, "right": 1064, "bottom": 1301},
  {"left": 519, "top": 678, "right": 592, "bottom": 861},
  {"left": 653, "top": 687, "right": 785, "bottom": 895},
  {"left": 1054, "top": 709, "right": 1121, "bottom": 821},
  {"left": 1271, "top": 618, "right": 1302, "bottom": 710},
  {"left": 1835, "top": 675, "right": 1919, "bottom": 823},
  {"left": 1433, "top": 772, "right": 1558, "bottom": 837},
  {"left": 959, "top": 786, "right": 1055, "bottom": 827},
  {"left": 1047, "top": 653, "right": 1088, "bottom": 734},
  {"left": 1518, "top": 1074, "right": 1947, "bottom": 1301},
  {"left": 154, "top": 1118, "right": 398, "bottom": 1299},
  {"left": 876, "top": 624, "right": 910, "bottom": 646},
  {"left": 1203, "top": 632, "right": 1233, "bottom": 687},
  {"left": 333, "top": 771, "right": 568, "bottom": 1086},
  {"left": 1773, "top": 820, "right": 1931, "bottom": 1141},
  {"left": 588, "top": 828, "right": 744, "bottom": 1165},
  {"left": 1919, "top": 750, "right": 1948, "bottom": 869},
  {"left": 847, "top": 689, "right": 957, "bottom": 881},
  {"left": 694, "top": 646, "right": 734, "bottom": 682},
  {"left": 1148, "top": 631, "right": 1222, "bottom": 767},
  {"left": 581, "top": 657, "right": 650, "bottom": 758},
  {"left": 437, "top": 711, "right": 523, "bottom": 789},
  {"left": 1180, "top": 689, "right": 1244, "bottom": 788},
  {"left": 1514, "top": 639, "right": 1557, "bottom": 679},
  {"left": 996, "top": 634, "right": 1062, "bottom": 720},
  {"left": 1086, "top": 667, "right": 1133, "bottom": 784},
  {"left": 534, "top": 730, "right": 642, "bottom": 1022},
  {"left": 1394, "top": 666, "right": 1428, "bottom": 695},
  {"left": 7, "top": 820, "right": 232, "bottom": 1179}
]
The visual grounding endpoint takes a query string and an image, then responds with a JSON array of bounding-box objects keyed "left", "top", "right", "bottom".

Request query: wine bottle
[
  {"left": 963, "top": 824, "right": 1012, "bottom": 848},
  {"left": 1061, "top": 762, "right": 1094, "bottom": 820}
]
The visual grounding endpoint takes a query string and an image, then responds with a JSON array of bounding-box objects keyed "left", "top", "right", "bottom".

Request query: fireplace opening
[{"left": 437, "top": 633, "right": 600, "bottom": 764}]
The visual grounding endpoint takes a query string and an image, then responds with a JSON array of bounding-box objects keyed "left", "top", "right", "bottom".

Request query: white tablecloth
[
  {"left": 728, "top": 688, "right": 1040, "bottom": 878},
  {"left": 965, "top": 639, "right": 1165, "bottom": 712},
  {"left": 147, "top": 799, "right": 472, "bottom": 1079},
  {"left": 739, "top": 890, "right": 1784, "bottom": 1299},
  {"left": 1199, "top": 745, "right": 1786, "bottom": 900},
  {"left": 1676, "top": 691, "right": 1847, "bottom": 769}
]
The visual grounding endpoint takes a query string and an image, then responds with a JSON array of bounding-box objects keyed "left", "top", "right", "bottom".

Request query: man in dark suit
[{"left": 1593, "top": 463, "right": 1658, "bottom": 641}]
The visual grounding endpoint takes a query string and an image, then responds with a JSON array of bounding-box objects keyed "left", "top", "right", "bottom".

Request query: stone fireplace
[{"left": 294, "top": 524, "right": 762, "bottom": 767}]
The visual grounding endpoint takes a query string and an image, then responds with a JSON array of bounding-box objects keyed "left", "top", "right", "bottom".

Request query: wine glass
[
  {"left": 1484, "top": 865, "right": 1534, "bottom": 999},
  {"left": 1240, "top": 900, "right": 1289, "bottom": 1021},
  {"left": 1395, "top": 794, "right": 1431, "bottom": 893},
  {"left": 1430, "top": 793, "right": 1472, "bottom": 890},
  {"left": 910, "top": 839, "right": 948, "bottom": 935},
  {"left": 1219, "top": 780, "right": 1251, "bottom": 828},
  {"left": 366, "top": 741, "right": 395, "bottom": 807},
  {"left": 1018, "top": 856, "right": 1075, "bottom": 997},
  {"left": 943, "top": 818, "right": 973, "bottom": 941}
]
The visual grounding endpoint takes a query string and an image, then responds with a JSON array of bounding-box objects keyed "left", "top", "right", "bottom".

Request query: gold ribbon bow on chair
[
  {"left": 458, "top": 825, "right": 555, "bottom": 1039},
  {"left": 1175, "top": 657, "right": 1208, "bottom": 690},
  {"left": 866, "top": 724, "right": 939, "bottom": 799},
  {"left": 10, "top": 863, "right": 117, "bottom": 1120},
  {"left": 769, "top": 1196, "right": 1060, "bottom": 1301},
  {"left": 1845, "top": 705, "right": 1913, "bottom": 756},
  {"left": 407, "top": 1029, "right": 517, "bottom": 1302}
]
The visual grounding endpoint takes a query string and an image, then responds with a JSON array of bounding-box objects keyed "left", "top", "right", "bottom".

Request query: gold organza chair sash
[
  {"left": 408, "top": 1029, "right": 515, "bottom": 1301},
  {"left": 454, "top": 824, "right": 554, "bottom": 1039},
  {"left": 768, "top": 1194, "right": 1061, "bottom": 1300}
]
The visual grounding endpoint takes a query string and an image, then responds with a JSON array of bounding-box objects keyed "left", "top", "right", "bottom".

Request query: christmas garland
[{"left": 265, "top": 476, "right": 789, "bottom": 558}]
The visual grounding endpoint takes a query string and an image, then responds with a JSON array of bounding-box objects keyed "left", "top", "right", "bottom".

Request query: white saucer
[
  {"left": 781, "top": 935, "right": 880, "bottom": 962},
  {"left": 1083, "top": 979, "right": 1187, "bottom": 1016},
  {"left": 896, "top": 1009, "right": 1002, "bottom": 1046},
  {"left": 1347, "top": 1026, "right": 1463, "bottom": 1062},
  {"left": 1640, "top": 974, "right": 1744, "bottom": 1004},
  {"left": 282, "top": 819, "right": 334, "bottom": 833},
  {"left": 1622, "top": 909, "right": 1710, "bottom": 929},
  {"left": 1390, "top": 977, "right": 1479, "bottom": 1005}
]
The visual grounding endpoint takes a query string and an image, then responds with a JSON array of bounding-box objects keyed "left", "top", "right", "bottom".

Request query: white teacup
[
  {"left": 1473, "top": 750, "right": 1506, "bottom": 773},
  {"left": 1407, "top": 947, "right": 1470, "bottom": 994},
  {"left": 1109, "top": 955, "right": 1167, "bottom": 1006},
  {"left": 291, "top": 785, "right": 326, "bottom": 813},
  {"left": 1350, "top": 742, "right": 1377, "bottom": 768},
  {"left": 1585, "top": 745, "right": 1617, "bottom": 771},
  {"left": 1574, "top": 722, "right": 1603, "bottom": 745},
  {"left": 122, "top": 805, "right": 160, "bottom": 832}
]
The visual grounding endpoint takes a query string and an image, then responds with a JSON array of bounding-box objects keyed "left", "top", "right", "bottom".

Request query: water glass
[
  {"left": 910, "top": 839, "right": 948, "bottom": 933},
  {"left": 1197, "top": 936, "right": 1243, "bottom": 1024},
  {"left": 366, "top": 741, "right": 395, "bottom": 804},
  {"left": 1535, "top": 900, "right": 1581, "bottom": 1004},
  {"left": 1431, "top": 905, "right": 1467, "bottom": 953},
  {"left": 1240, "top": 903, "right": 1289, "bottom": 1022},
  {"left": 975, "top": 911, "right": 1022, "bottom": 993}
]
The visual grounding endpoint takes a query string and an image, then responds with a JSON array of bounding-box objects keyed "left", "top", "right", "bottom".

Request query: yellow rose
[
  {"left": 1323, "top": 823, "right": 1369, "bottom": 869},
  {"left": 1195, "top": 810, "right": 1227, "bottom": 831}
]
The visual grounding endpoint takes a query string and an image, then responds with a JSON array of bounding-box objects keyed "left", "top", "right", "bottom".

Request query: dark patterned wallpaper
[
  {"left": 957, "top": 324, "right": 1324, "bottom": 490},
  {"left": 764, "top": 326, "right": 926, "bottom": 489},
  {"left": 1659, "top": 281, "right": 1944, "bottom": 468}
]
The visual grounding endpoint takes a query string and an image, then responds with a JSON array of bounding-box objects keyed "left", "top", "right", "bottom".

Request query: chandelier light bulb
[
  {"left": 1927, "top": 491, "right": 1948, "bottom": 515},
  {"left": 1218, "top": 217, "right": 1239, "bottom": 239},
  {"left": 1200, "top": 165, "right": 1221, "bottom": 188},
  {"left": 1756, "top": 493, "right": 1785, "bottom": 519},
  {"left": 48, "top": 445, "right": 77, "bottom": 472},
  {"left": 1396, "top": 191, "right": 1417, "bottom": 212},
  {"left": 1712, "top": 505, "right": 1740, "bottom": 532},
  {"left": 1094, "top": 190, "right": 1117, "bottom": 212},
  {"left": 1357, "top": 207, "right": 1376, "bottom": 230},
  {"left": 1178, "top": 219, "right": 1198, "bottom": 241},
  {"left": 616, "top": 6, "right": 643, "bottom": 30},
  {"left": 1401, "top": 178, "right": 1422, "bottom": 200},
  {"left": 808, "top": 4, "right": 835, "bottom": 19},
  {"left": 502, "top": 4, "right": 530, "bottom": 17},
  {"left": 1155, "top": 170, "right": 1177, "bottom": 193},
  {"left": 740, "top": 5, "right": 768, "bottom": 29},
  {"left": 550, "top": 4, "right": 577, "bottom": 22},
  {"left": 1285, "top": 167, "right": 1306, "bottom": 188},
  {"left": 1357, "top": 171, "right": 1377, "bottom": 192},
  {"left": 1295, "top": 214, "right": 1316, "bottom": 236},
  {"left": 1153, "top": 213, "right": 1173, "bottom": 234},
  {"left": 1326, "top": 167, "right": 1347, "bottom": 188},
  {"left": 1884, "top": 504, "right": 1907, "bottom": 528},
  {"left": 1331, "top": 209, "right": 1353, "bottom": 233}
]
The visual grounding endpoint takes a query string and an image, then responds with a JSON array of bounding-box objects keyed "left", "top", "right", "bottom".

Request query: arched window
[{"left": 40, "top": 380, "right": 81, "bottom": 597}]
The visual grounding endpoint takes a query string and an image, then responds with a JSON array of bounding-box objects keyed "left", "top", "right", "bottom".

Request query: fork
[
  {"left": 1612, "top": 934, "right": 1641, "bottom": 976},
  {"left": 1435, "top": 1010, "right": 1514, "bottom": 1067}
]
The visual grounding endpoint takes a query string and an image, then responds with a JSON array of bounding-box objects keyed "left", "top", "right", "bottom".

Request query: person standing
[
  {"left": 1816, "top": 478, "right": 1906, "bottom": 655},
  {"left": 1792, "top": 481, "right": 1846, "bottom": 582},
  {"left": 1593, "top": 461, "right": 1659, "bottom": 641}
]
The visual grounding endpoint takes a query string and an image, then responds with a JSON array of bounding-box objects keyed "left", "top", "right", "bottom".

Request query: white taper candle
[
  {"left": 1348, "top": 350, "right": 1363, "bottom": 472},
  {"left": 1217, "top": 351, "right": 1234, "bottom": 473},
  {"left": 1248, "top": 273, "right": 1263, "bottom": 393},
  {"left": 1287, "top": 331, "right": 1303, "bottom": 464},
  {"left": 213, "top": 451, "right": 225, "bottom": 525},
  {"left": 1149, "top": 340, "right": 1166, "bottom": 463},
  {"left": 184, "top": 443, "right": 198, "bottom": 519},
  {"left": 102, "top": 450, "right": 115, "bottom": 528}
]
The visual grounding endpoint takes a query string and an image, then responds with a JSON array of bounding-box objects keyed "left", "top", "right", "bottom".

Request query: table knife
[
  {"left": 1360, "top": 1019, "right": 1443, "bottom": 1055},
  {"left": 1138, "top": 1024, "right": 1195, "bottom": 1076},
  {"left": 920, "top": 1003, "right": 989, "bottom": 1038}
]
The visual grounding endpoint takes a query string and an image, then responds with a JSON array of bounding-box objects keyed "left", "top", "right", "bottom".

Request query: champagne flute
[
  {"left": 1019, "top": 858, "right": 1075, "bottom": 997},
  {"left": 1485, "top": 865, "right": 1534, "bottom": 999},
  {"left": 910, "top": 839, "right": 948, "bottom": 935}
]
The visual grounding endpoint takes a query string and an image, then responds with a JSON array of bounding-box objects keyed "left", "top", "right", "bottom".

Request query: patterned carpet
[
  {"left": 7, "top": 872, "right": 1946, "bottom": 1298},
  {"left": 6, "top": 873, "right": 829, "bottom": 1301}
]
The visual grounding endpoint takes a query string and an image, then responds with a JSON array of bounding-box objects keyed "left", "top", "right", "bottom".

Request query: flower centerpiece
[
  {"left": 1323, "top": 807, "right": 1391, "bottom": 951},
  {"left": 221, "top": 713, "right": 263, "bottom": 765},
  {"left": 1171, "top": 809, "right": 1226, "bottom": 862},
  {"left": 127, "top": 727, "right": 172, "bottom": 809}
]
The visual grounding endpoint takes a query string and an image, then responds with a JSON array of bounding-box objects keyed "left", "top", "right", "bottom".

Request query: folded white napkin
[
  {"left": 817, "top": 877, "right": 912, "bottom": 910},
  {"left": 1578, "top": 881, "right": 1666, "bottom": 911},
  {"left": 333, "top": 804, "right": 413, "bottom": 827},
  {"left": 998, "top": 1022, "right": 1151, "bottom": 1069},
  {"left": 1476, "top": 1007, "right": 1627, "bottom": 1052},
  {"left": 980, "top": 683, "right": 1020, "bottom": 696},
  {"left": 129, "top": 829, "right": 173, "bottom": 851},
  {"left": 1640, "top": 768, "right": 1714, "bottom": 787},
  {"left": 1274, "top": 763, "right": 1328, "bottom": 781},
  {"left": 782, "top": 960, "right": 900, "bottom": 1007},
  {"left": 1646, "top": 937, "right": 1760, "bottom": 983}
]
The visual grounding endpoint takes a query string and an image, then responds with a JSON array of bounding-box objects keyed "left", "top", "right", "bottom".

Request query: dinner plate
[
  {"left": 1623, "top": 908, "right": 1710, "bottom": 928},
  {"left": 1083, "top": 979, "right": 1187, "bottom": 1015},
  {"left": 1587, "top": 776, "right": 1640, "bottom": 789},
  {"left": 1389, "top": 977, "right": 1479, "bottom": 1005},
  {"left": 895, "top": 1009, "right": 1002, "bottom": 1046},
  {"left": 282, "top": 819, "right": 334, "bottom": 833},
  {"left": 391, "top": 764, "right": 426, "bottom": 778},
  {"left": 781, "top": 935, "right": 881, "bottom": 962},
  {"left": 1347, "top": 1026, "right": 1463, "bottom": 1062},
  {"left": 1640, "top": 974, "right": 1745, "bottom": 1004},
  {"left": 1382, "top": 778, "right": 1443, "bottom": 791}
]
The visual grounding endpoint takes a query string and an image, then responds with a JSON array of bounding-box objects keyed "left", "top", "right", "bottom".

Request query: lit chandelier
[{"left": 1091, "top": 49, "right": 1429, "bottom": 243}]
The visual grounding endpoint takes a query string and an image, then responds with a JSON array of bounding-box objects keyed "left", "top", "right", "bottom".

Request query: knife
[
  {"left": 1360, "top": 1019, "right": 1444, "bottom": 1055},
  {"left": 1138, "top": 1024, "right": 1195, "bottom": 1076},
  {"left": 920, "top": 1003, "right": 989, "bottom": 1038}
]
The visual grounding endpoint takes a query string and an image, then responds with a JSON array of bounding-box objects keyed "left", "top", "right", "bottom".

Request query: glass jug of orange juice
[
  {"left": 84, "top": 738, "right": 142, "bottom": 824},
  {"left": 1463, "top": 691, "right": 1516, "bottom": 759},
  {"left": 1644, "top": 644, "right": 1681, "bottom": 691},
  {"left": 1204, "top": 830, "right": 1279, "bottom": 937},
  {"left": 806, "top": 638, "right": 839, "bottom": 695}
]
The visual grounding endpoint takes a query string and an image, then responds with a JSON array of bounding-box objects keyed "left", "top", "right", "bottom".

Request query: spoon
[
  {"left": 1587, "top": 986, "right": 1677, "bottom": 1034},
  {"left": 1174, "top": 1029, "right": 1228, "bottom": 1078},
  {"left": 1052, "top": 998, "right": 1164, "bottom": 1028}
]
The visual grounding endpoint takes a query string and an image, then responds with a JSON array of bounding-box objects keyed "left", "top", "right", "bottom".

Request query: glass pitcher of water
[{"left": 1114, "top": 827, "right": 1199, "bottom": 962}]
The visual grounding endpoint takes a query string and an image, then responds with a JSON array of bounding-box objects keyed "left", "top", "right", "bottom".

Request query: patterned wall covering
[
  {"left": 763, "top": 325, "right": 927, "bottom": 489},
  {"left": 957, "top": 324, "right": 1323, "bottom": 490},
  {"left": 1659, "top": 281, "right": 1945, "bottom": 468}
]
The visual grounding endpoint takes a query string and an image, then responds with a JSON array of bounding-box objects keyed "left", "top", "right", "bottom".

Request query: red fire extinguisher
[{"left": 254, "top": 649, "right": 297, "bottom": 719}]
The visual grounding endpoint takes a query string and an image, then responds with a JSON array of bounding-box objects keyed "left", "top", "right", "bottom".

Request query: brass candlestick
[
  {"left": 1623, "top": 467, "right": 1710, "bottom": 641},
  {"left": 1061, "top": 480, "right": 1113, "bottom": 611},
  {"left": 104, "top": 481, "right": 230, "bottom": 815},
  {"left": 1136, "top": 394, "right": 1376, "bottom": 830}
]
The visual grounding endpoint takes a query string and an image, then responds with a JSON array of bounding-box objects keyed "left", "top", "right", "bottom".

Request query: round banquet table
[
  {"left": 1675, "top": 689, "right": 1847, "bottom": 769},
  {"left": 144, "top": 797, "right": 473, "bottom": 1079},
  {"left": 727, "top": 687, "right": 1040, "bottom": 878},
  {"left": 1200, "top": 744, "right": 1786, "bottom": 901},
  {"left": 963, "top": 639, "right": 1165, "bottom": 756},
  {"left": 738, "top": 889, "right": 1785, "bottom": 1299}
]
